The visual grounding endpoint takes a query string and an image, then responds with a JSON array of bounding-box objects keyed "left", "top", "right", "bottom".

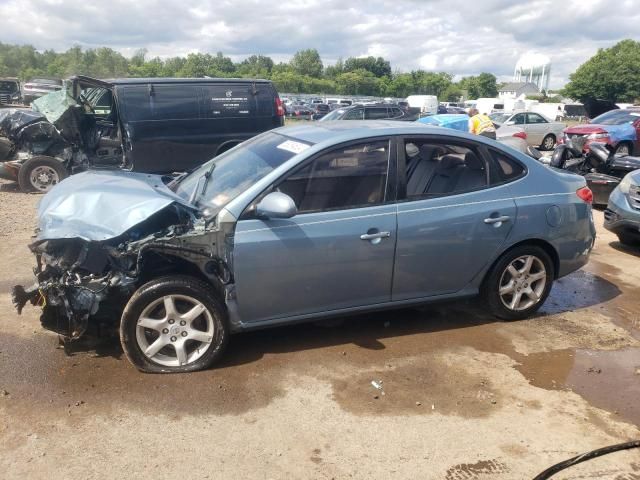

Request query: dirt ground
[{"left": 0, "top": 178, "right": 639, "bottom": 480}]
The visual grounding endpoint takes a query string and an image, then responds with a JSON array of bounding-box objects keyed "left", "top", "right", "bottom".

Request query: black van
[{"left": 0, "top": 76, "right": 284, "bottom": 192}]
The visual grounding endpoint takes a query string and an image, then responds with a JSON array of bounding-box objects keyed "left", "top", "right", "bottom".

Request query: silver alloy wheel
[
  {"left": 542, "top": 135, "right": 555, "bottom": 150},
  {"left": 30, "top": 165, "right": 60, "bottom": 191},
  {"left": 135, "top": 294, "right": 214, "bottom": 367},
  {"left": 498, "top": 255, "right": 547, "bottom": 311}
]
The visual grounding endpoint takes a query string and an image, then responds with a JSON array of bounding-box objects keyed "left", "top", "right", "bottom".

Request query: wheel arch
[
  {"left": 483, "top": 238, "right": 560, "bottom": 287},
  {"left": 136, "top": 251, "right": 226, "bottom": 304}
]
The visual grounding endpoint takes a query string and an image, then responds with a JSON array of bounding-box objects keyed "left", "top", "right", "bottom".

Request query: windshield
[
  {"left": 591, "top": 109, "right": 640, "bottom": 125},
  {"left": 0, "top": 81, "right": 18, "bottom": 93},
  {"left": 319, "top": 109, "right": 346, "bottom": 121},
  {"left": 174, "top": 132, "right": 313, "bottom": 214},
  {"left": 490, "top": 113, "right": 510, "bottom": 124}
]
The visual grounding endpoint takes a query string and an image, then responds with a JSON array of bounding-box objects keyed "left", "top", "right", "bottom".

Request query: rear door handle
[
  {"left": 484, "top": 215, "right": 511, "bottom": 225},
  {"left": 360, "top": 231, "right": 391, "bottom": 241}
]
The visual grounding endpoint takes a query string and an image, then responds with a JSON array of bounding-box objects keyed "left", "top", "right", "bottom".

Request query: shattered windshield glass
[
  {"left": 174, "top": 132, "right": 313, "bottom": 215},
  {"left": 32, "top": 86, "right": 78, "bottom": 123}
]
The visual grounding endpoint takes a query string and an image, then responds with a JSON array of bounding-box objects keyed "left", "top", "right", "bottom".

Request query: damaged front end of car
[{"left": 12, "top": 170, "right": 235, "bottom": 347}]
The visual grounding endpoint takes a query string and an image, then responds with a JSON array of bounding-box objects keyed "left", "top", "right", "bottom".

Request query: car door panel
[
  {"left": 233, "top": 204, "right": 397, "bottom": 323},
  {"left": 392, "top": 184, "right": 517, "bottom": 300}
]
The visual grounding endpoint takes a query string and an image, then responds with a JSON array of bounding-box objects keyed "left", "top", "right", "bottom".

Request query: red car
[{"left": 562, "top": 108, "right": 640, "bottom": 156}]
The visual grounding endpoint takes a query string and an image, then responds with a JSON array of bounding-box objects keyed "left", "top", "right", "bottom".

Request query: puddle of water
[{"left": 516, "top": 347, "right": 640, "bottom": 427}]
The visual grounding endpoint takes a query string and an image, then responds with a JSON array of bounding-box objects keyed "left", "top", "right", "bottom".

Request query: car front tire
[
  {"left": 120, "top": 276, "right": 229, "bottom": 373},
  {"left": 483, "top": 245, "right": 554, "bottom": 321}
]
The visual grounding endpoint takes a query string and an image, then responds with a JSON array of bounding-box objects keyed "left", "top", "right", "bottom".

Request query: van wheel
[
  {"left": 120, "top": 276, "right": 229, "bottom": 373},
  {"left": 483, "top": 245, "right": 554, "bottom": 321},
  {"left": 18, "top": 156, "right": 67, "bottom": 193},
  {"left": 541, "top": 134, "right": 556, "bottom": 151}
]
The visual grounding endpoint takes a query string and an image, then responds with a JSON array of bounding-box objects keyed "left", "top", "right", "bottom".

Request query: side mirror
[
  {"left": 255, "top": 192, "right": 297, "bottom": 219},
  {"left": 505, "top": 120, "right": 515, "bottom": 126}
]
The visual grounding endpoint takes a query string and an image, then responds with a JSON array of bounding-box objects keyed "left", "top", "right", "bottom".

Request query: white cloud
[{"left": 1, "top": 0, "right": 639, "bottom": 88}]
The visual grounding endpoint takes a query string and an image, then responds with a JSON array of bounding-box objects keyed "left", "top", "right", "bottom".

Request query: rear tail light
[
  {"left": 275, "top": 97, "right": 285, "bottom": 117},
  {"left": 512, "top": 131, "right": 527, "bottom": 140},
  {"left": 576, "top": 186, "right": 593, "bottom": 204}
]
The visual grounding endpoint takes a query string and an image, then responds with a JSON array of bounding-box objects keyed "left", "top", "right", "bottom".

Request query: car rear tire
[
  {"left": 18, "top": 156, "right": 68, "bottom": 193},
  {"left": 615, "top": 142, "right": 632, "bottom": 156},
  {"left": 541, "top": 134, "right": 556, "bottom": 151},
  {"left": 483, "top": 245, "right": 554, "bottom": 321},
  {"left": 617, "top": 233, "right": 640, "bottom": 246},
  {"left": 120, "top": 276, "right": 229, "bottom": 373}
]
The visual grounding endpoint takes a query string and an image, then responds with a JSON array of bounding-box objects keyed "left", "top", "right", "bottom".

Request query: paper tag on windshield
[
  {"left": 630, "top": 113, "right": 640, "bottom": 117},
  {"left": 277, "top": 140, "right": 309, "bottom": 154}
]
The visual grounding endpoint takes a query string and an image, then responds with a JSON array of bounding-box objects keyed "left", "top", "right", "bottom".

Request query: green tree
[
  {"left": 343, "top": 56, "right": 391, "bottom": 78},
  {"left": 563, "top": 39, "right": 640, "bottom": 102},
  {"left": 459, "top": 73, "right": 497, "bottom": 99},
  {"left": 290, "top": 49, "right": 323, "bottom": 78},
  {"left": 335, "top": 69, "right": 380, "bottom": 95},
  {"left": 236, "top": 54, "right": 274, "bottom": 78}
]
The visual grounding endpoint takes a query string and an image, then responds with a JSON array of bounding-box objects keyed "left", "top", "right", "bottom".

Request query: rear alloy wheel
[
  {"left": 615, "top": 142, "right": 632, "bottom": 156},
  {"left": 484, "top": 245, "right": 554, "bottom": 320},
  {"left": 120, "top": 276, "right": 228, "bottom": 373},
  {"left": 18, "top": 156, "right": 68, "bottom": 193},
  {"left": 541, "top": 134, "right": 556, "bottom": 151}
]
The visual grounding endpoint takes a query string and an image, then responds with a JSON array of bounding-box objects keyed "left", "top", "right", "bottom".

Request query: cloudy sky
[{"left": 3, "top": 0, "right": 640, "bottom": 88}]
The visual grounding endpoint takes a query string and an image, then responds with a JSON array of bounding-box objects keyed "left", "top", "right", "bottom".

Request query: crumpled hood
[{"left": 37, "top": 170, "right": 196, "bottom": 241}]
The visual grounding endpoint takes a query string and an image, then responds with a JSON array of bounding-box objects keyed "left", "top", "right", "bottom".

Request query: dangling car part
[
  {"left": 13, "top": 123, "right": 595, "bottom": 373},
  {"left": 549, "top": 139, "right": 640, "bottom": 205}
]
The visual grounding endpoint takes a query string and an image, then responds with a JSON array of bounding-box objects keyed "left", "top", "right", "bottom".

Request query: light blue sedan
[{"left": 16, "top": 121, "right": 596, "bottom": 372}]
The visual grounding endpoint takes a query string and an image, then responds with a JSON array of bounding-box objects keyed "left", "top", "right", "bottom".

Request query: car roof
[
  {"left": 71, "top": 75, "right": 272, "bottom": 86},
  {"left": 274, "top": 120, "right": 468, "bottom": 145}
]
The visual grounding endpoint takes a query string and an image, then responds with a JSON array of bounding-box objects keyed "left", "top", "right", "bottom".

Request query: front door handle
[
  {"left": 360, "top": 231, "right": 391, "bottom": 241},
  {"left": 484, "top": 215, "right": 511, "bottom": 225}
]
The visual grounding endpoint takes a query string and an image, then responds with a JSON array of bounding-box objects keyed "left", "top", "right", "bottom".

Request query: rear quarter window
[{"left": 489, "top": 149, "right": 526, "bottom": 184}]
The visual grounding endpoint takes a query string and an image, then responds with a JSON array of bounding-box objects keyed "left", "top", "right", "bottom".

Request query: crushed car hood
[{"left": 37, "top": 170, "right": 196, "bottom": 242}]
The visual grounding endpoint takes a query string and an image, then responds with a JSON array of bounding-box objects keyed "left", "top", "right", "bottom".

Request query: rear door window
[{"left": 365, "top": 107, "right": 389, "bottom": 119}]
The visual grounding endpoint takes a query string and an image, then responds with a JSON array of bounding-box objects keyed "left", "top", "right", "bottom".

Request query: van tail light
[
  {"left": 275, "top": 97, "right": 285, "bottom": 117},
  {"left": 512, "top": 131, "right": 527, "bottom": 140},
  {"left": 576, "top": 186, "right": 593, "bottom": 204}
]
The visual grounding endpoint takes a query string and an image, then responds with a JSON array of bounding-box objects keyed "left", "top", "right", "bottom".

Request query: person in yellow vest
[{"left": 468, "top": 108, "right": 496, "bottom": 139}]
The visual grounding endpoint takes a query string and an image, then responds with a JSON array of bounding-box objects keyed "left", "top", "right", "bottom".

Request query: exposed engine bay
[{"left": 11, "top": 170, "right": 236, "bottom": 348}]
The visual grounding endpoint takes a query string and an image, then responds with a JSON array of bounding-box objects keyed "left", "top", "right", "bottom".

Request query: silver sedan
[{"left": 491, "top": 111, "right": 566, "bottom": 150}]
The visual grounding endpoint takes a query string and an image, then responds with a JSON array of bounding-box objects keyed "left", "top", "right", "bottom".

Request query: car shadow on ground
[
  {"left": 609, "top": 240, "right": 640, "bottom": 258},
  {"left": 0, "top": 181, "right": 20, "bottom": 193},
  {"left": 61, "top": 271, "right": 622, "bottom": 370}
]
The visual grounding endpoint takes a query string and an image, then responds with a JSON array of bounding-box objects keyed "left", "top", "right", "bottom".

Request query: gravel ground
[{"left": 0, "top": 177, "right": 639, "bottom": 479}]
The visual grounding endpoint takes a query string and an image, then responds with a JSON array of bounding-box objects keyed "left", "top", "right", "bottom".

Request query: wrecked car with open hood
[
  {"left": 14, "top": 123, "right": 595, "bottom": 373},
  {"left": 0, "top": 75, "right": 284, "bottom": 192}
]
